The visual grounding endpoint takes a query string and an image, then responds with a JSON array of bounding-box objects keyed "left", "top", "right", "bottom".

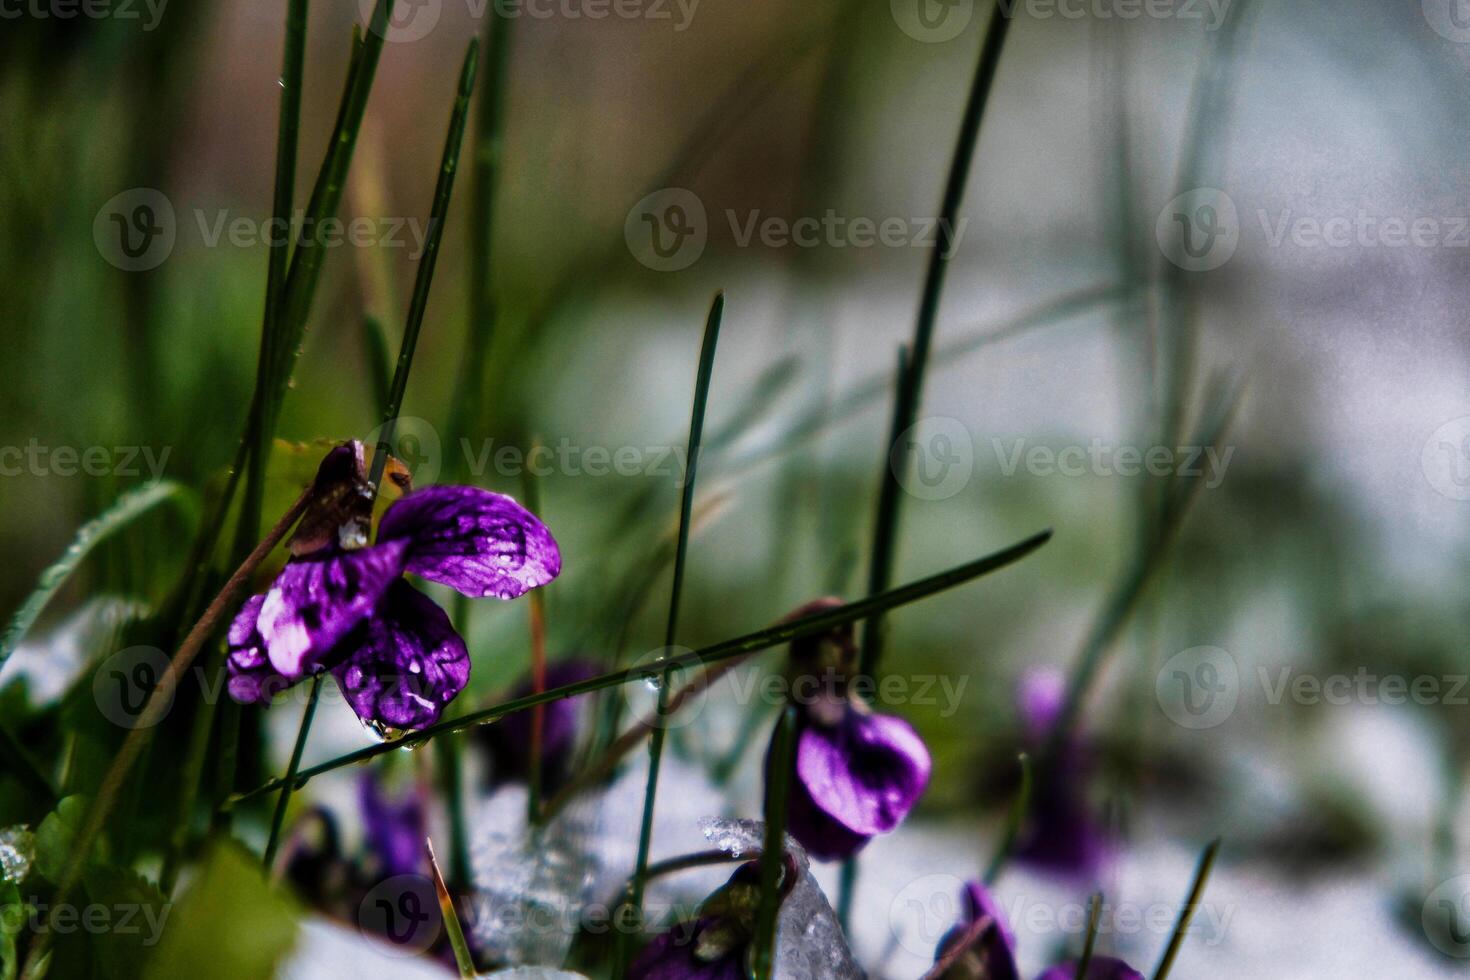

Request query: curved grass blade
[
  {"left": 232, "top": 526, "right": 1051, "bottom": 802},
  {"left": 983, "top": 751, "right": 1031, "bottom": 885},
  {"left": 1077, "top": 890, "right": 1103, "bottom": 978},
  {"left": 0, "top": 481, "right": 189, "bottom": 667},
  {"left": 620, "top": 292, "right": 725, "bottom": 977},
  {"left": 1151, "top": 838, "right": 1222, "bottom": 980},
  {"left": 1048, "top": 372, "right": 1244, "bottom": 751},
  {"left": 863, "top": 0, "right": 1013, "bottom": 681}
]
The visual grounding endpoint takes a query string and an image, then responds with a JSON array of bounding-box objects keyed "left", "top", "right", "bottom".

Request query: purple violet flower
[
  {"left": 1013, "top": 667, "right": 1112, "bottom": 880},
  {"left": 1034, "top": 956, "right": 1144, "bottom": 980},
  {"left": 227, "top": 442, "right": 561, "bottom": 732},
  {"left": 924, "top": 881, "right": 1019, "bottom": 980},
  {"left": 477, "top": 657, "right": 601, "bottom": 793},
  {"left": 764, "top": 598, "right": 932, "bottom": 862}
]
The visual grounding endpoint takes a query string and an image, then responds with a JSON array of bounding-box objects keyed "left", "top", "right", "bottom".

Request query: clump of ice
[
  {"left": 0, "top": 825, "right": 35, "bottom": 883},
  {"left": 698, "top": 817, "right": 861, "bottom": 980},
  {"left": 469, "top": 786, "right": 601, "bottom": 967}
]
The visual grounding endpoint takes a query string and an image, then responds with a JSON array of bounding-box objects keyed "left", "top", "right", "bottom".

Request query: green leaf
[
  {"left": 79, "top": 864, "right": 170, "bottom": 980},
  {"left": 142, "top": 842, "right": 299, "bottom": 980},
  {"left": 34, "top": 797, "right": 89, "bottom": 884},
  {"left": 0, "top": 482, "right": 190, "bottom": 668}
]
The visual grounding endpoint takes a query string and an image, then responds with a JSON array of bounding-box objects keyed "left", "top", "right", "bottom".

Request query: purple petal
[
  {"left": 226, "top": 593, "right": 292, "bottom": 704},
  {"left": 794, "top": 709, "right": 931, "bottom": 837},
  {"left": 377, "top": 485, "right": 561, "bottom": 599},
  {"left": 1035, "top": 956, "right": 1144, "bottom": 980},
  {"left": 783, "top": 769, "right": 872, "bottom": 861},
  {"left": 256, "top": 540, "right": 409, "bottom": 678},
  {"left": 928, "top": 881, "right": 1019, "bottom": 980},
  {"left": 963, "top": 880, "right": 1016, "bottom": 952},
  {"left": 358, "top": 772, "right": 428, "bottom": 879},
  {"left": 628, "top": 920, "right": 747, "bottom": 980},
  {"left": 1019, "top": 666, "right": 1066, "bottom": 738},
  {"left": 330, "top": 581, "right": 469, "bottom": 731}
]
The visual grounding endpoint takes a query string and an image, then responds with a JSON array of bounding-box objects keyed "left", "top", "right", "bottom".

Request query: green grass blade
[
  {"left": 752, "top": 705, "right": 797, "bottom": 979},
  {"left": 983, "top": 751, "right": 1031, "bottom": 884},
  {"left": 446, "top": 6, "right": 515, "bottom": 480},
  {"left": 1077, "top": 890, "right": 1103, "bottom": 978},
  {"left": 427, "top": 839, "right": 477, "bottom": 977},
  {"left": 621, "top": 292, "right": 724, "bottom": 976},
  {"left": 0, "top": 481, "right": 188, "bottom": 666},
  {"left": 261, "top": 672, "right": 324, "bottom": 871},
  {"left": 268, "top": 7, "right": 389, "bottom": 423},
  {"left": 360, "top": 313, "right": 393, "bottom": 417},
  {"left": 1151, "top": 838, "right": 1223, "bottom": 980},
  {"left": 863, "top": 0, "right": 1013, "bottom": 682},
  {"left": 1049, "top": 374, "right": 1244, "bottom": 749},
  {"left": 368, "top": 37, "right": 479, "bottom": 488},
  {"left": 859, "top": 344, "right": 914, "bottom": 678}
]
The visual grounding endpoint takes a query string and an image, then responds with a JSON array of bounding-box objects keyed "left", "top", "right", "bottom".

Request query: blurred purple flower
[
  {"left": 1034, "top": 956, "right": 1144, "bottom": 980},
  {"left": 226, "top": 442, "right": 560, "bottom": 731},
  {"left": 477, "top": 658, "right": 601, "bottom": 793},
  {"left": 628, "top": 919, "right": 748, "bottom": 980},
  {"left": 764, "top": 599, "right": 932, "bottom": 862},
  {"left": 358, "top": 771, "right": 428, "bottom": 880},
  {"left": 924, "top": 880, "right": 1019, "bottom": 980},
  {"left": 1013, "top": 667, "right": 1111, "bottom": 880}
]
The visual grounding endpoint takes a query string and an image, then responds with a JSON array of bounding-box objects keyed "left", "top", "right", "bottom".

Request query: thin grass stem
[
  {"left": 752, "top": 705, "right": 797, "bottom": 978},
  {"left": 262, "top": 671, "right": 325, "bottom": 871},
  {"left": 620, "top": 293, "right": 724, "bottom": 977},
  {"left": 230, "top": 528, "right": 1051, "bottom": 802}
]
